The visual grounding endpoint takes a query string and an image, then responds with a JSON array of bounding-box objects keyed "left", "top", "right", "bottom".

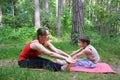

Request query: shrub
[{"left": 0, "top": 26, "right": 36, "bottom": 42}]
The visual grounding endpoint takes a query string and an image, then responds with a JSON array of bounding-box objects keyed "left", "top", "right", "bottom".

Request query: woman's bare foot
[
  {"left": 56, "top": 59, "right": 66, "bottom": 65},
  {"left": 61, "top": 63, "right": 71, "bottom": 71}
]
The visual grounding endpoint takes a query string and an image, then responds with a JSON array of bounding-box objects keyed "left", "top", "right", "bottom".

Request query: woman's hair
[
  {"left": 37, "top": 28, "right": 48, "bottom": 39},
  {"left": 78, "top": 35, "right": 90, "bottom": 45}
]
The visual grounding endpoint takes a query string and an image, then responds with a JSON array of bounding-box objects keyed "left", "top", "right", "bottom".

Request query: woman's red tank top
[{"left": 18, "top": 40, "right": 41, "bottom": 61}]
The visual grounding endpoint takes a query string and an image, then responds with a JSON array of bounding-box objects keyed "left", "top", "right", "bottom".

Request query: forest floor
[
  {"left": 0, "top": 42, "right": 120, "bottom": 74},
  {"left": 0, "top": 58, "right": 120, "bottom": 74}
]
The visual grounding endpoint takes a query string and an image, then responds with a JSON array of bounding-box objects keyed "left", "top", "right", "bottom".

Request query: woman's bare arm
[
  {"left": 46, "top": 42, "right": 70, "bottom": 57},
  {"left": 30, "top": 42, "right": 74, "bottom": 63}
]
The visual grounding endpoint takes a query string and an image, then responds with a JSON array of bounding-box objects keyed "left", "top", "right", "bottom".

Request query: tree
[
  {"left": 56, "top": 0, "right": 62, "bottom": 37},
  {"left": 45, "top": 0, "right": 49, "bottom": 12},
  {"left": 0, "top": 5, "right": 2, "bottom": 27},
  {"left": 33, "top": 0, "right": 40, "bottom": 28},
  {"left": 71, "top": 0, "right": 84, "bottom": 43},
  {"left": 11, "top": 0, "right": 17, "bottom": 31}
]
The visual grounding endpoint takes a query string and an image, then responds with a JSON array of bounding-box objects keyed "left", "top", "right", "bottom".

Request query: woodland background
[{"left": 0, "top": 0, "right": 120, "bottom": 80}]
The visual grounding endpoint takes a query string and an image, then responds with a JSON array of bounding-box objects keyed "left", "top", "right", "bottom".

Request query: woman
[{"left": 18, "top": 28, "right": 74, "bottom": 71}]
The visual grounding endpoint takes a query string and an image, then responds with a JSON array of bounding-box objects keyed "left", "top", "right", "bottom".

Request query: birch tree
[
  {"left": 56, "top": 0, "right": 62, "bottom": 37},
  {"left": 33, "top": 0, "right": 40, "bottom": 28},
  {"left": 0, "top": 5, "right": 2, "bottom": 27},
  {"left": 45, "top": 0, "right": 49, "bottom": 12}
]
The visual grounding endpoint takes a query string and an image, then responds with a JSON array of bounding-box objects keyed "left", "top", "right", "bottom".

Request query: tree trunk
[
  {"left": 105, "top": 0, "right": 112, "bottom": 38},
  {"left": 97, "top": 0, "right": 104, "bottom": 36},
  {"left": 33, "top": 0, "right": 40, "bottom": 28},
  {"left": 12, "top": 1, "right": 16, "bottom": 31},
  {"left": 56, "top": 0, "right": 62, "bottom": 37},
  {"left": 115, "top": 0, "right": 120, "bottom": 34},
  {"left": 0, "top": 6, "right": 2, "bottom": 27},
  {"left": 45, "top": 0, "right": 49, "bottom": 12},
  {"left": 71, "top": 0, "right": 84, "bottom": 44}
]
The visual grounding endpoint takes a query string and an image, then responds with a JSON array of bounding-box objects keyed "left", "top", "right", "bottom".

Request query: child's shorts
[{"left": 71, "top": 58, "right": 96, "bottom": 68}]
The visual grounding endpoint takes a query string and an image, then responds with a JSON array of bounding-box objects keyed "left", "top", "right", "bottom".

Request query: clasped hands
[{"left": 65, "top": 56, "right": 76, "bottom": 64}]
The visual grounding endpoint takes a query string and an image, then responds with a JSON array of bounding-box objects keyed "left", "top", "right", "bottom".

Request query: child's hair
[{"left": 78, "top": 35, "right": 90, "bottom": 45}]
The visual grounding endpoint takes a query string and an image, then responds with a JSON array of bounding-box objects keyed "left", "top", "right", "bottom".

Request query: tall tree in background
[
  {"left": 12, "top": 0, "right": 17, "bottom": 31},
  {"left": 0, "top": 0, "right": 9, "bottom": 27},
  {"left": 45, "top": 0, "right": 49, "bottom": 12},
  {"left": 105, "top": 0, "right": 112, "bottom": 38},
  {"left": 0, "top": 0, "right": 119, "bottom": 37},
  {"left": 71, "top": 0, "right": 84, "bottom": 43},
  {"left": 44, "top": 0, "right": 49, "bottom": 28},
  {"left": 56, "top": 0, "right": 62, "bottom": 37},
  {"left": 0, "top": 5, "right": 2, "bottom": 27},
  {"left": 33, "top": 0, "right": 40, "bottom": 28}
]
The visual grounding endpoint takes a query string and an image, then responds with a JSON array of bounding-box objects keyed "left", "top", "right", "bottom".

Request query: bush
[
  {"left": 0, "top": 26, "right": 36, "bottom": 42},
  {"left": 0, "top": 26, "right": 13, "bottom": 41},
  {"left": 15, "top": 27, "right": 36, "bottom": 40}
]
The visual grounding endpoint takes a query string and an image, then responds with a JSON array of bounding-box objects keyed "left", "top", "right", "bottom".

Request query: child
[{"left": 56, "top": 35, "right": 100, "bottom": 68}]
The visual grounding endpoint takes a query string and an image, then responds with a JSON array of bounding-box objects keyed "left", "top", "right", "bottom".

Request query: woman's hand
[{"left": 65, "top": 57, "right": 76, "bottom": 64}]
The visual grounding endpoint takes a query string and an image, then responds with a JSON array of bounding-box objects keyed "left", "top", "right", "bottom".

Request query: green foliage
[
  {"left": 2, "top": 13, "right": 33, "bottom": 28},
  {"left": 15, "top": 27, "right": 36, "bottom": 40},
  {"left": 0, "top": 26, "right": 36, "bottom": 42},
  {"left": 40, "top": 0, "right": 56, "bottom": 36},
  {"left": 2, "top": 0, "right": 33, "bottom": 28},
  {"left": 61, "top": 6, "right": 72, "bottom": 36},
  {"left": 0, "top": 26, "right": 13, "bottom": 42},
  {"left": 84, "top": 18, "right": 93, "bottom": 28},
  {"left": 1, "top": 0, "right": 120, "bottom": 38},
  {"left": 16, "top": 0, "right": 33, "bottom": 27},
  {"left": 84, "top": 0, "right": 120, "bottom": 38},
  {"left": 84, "top": 30, "right": 101, "bottom": 42},
  {"left": 40, "top": 9, "right": 56, "bottom": 36},
  {"left": 2, "top": 14, "right": 14, "bottom": 27},
  {"left": 40, "top": 5, "right": 72, "bottom": 37}
]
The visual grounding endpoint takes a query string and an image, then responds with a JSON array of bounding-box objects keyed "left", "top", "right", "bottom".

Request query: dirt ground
[
  {"left": 111, "top": 62, "right": 120, "bottom": 74},
  {"left": 0, "top": 59, "right": 18, "bottom": 67}
]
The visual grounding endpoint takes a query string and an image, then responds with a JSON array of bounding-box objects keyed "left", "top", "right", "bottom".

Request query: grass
[
  {"left": 0, "top": 36, "right": 120, "bottom": 80},
  {"left": 0, "top": 40, "right": 25, "bottom": 59},
  {"left": 0, "top": 65, "right": 120, "bottom": 80}
]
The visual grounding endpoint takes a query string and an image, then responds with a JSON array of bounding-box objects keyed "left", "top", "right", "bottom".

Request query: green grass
[
  {"left": 0, "top": 65, "right": 120, "bottom": 80},
  {"left": 0, "top": 36, "right": 120, "bottom": 80},
  {"left": 0, "top": 40, "right": 26, "bottom": 59}
]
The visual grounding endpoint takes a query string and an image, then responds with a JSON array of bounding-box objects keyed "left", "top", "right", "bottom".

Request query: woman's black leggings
[{"left": 18, "top": 57, "right": 62, "bottom": 71}]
